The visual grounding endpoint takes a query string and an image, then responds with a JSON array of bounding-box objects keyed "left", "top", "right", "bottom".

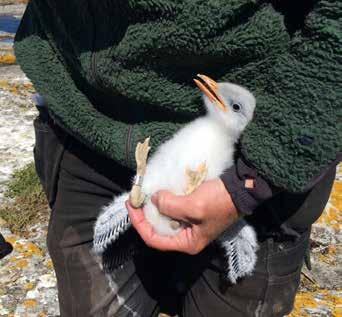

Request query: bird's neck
[
  {"left": 214, "top": 121, "right": 241, "bottom": 146},
  {"left": 227, "top": 128, "right": 242, "bottom": 144}
]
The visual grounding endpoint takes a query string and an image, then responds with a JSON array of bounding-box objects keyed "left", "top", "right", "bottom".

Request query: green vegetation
[{"left": 0, "top": 163, "right": 48, "bottom": 235}]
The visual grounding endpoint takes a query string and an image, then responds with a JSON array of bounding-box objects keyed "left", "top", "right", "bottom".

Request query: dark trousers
[{"left": 33, "top": 110, "right": 335, "bottom": 317}]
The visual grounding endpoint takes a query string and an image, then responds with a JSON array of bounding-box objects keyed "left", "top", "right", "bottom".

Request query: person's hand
[{"left": 126, "top": 178, "right": 239, "bottom": 255}]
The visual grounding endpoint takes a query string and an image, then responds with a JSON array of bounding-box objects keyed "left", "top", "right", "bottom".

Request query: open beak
[{"left": 193, "top": 74, "right": 227, "bottom": 111}]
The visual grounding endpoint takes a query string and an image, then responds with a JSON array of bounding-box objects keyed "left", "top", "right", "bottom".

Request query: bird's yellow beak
[{"left": 193, "top": 74, "right": 227, "bottom": 112}]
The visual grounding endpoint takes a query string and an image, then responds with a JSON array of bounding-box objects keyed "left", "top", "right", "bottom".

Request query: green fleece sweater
[{"left": 14, "top": 0, "right": 342, "bottom": 192}]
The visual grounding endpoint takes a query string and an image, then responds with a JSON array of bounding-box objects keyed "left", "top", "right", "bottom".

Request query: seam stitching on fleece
[{"left": 125, "top": 125, "right": 133, "bottom": 167}]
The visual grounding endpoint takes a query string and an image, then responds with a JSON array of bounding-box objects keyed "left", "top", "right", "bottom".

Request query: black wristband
[{"left": 220, "top": 158, "right": 275, "bottom": 215}]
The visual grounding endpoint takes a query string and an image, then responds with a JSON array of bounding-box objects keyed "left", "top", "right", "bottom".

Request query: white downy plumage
[{"left": 94, "top": 75, "right": 258, "bottom": 283}]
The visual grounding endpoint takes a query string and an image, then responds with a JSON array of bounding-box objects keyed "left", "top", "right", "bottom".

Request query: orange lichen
[
  {"left": 14, "top": 241, "right": 43, "bottom": 257},
  {"left": 329, "top": 181, "right": 342, "bottom": 211},
  {"left": 15, "top": 259, "right": 28, "bottom": 269},
  {"left": 0, "top": 80, "right": 34, "bottom": 95},
  {"left": 5, "top": 235, "right": 18, "bottom": 245},
  {"left": 7, "top": 256, "right": 29, "bottom": 268},
  {"left": 288, "top": 292, "right": 318, "bottom": 317},
  {"left": 23, "top": 299, "right": 37, "bottom": 307},
  {"left": 0, "top": 53, "right": 16, "bottom": 64},
  {"left": 332, "top": 296, "right": 342, "bottom": 317},
  {"left": 44, "top": 259, "right": 54, "bottom": 269},
  {"left": 289, "top": 289, "right": 342, "bottom": 317},
  {"left": 24, "top": 282, "right": 34, "bottom": 290}
]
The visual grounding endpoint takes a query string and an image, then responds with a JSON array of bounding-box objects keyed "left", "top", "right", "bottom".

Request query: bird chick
[
  {"left": 139, "top": 75, "right": 256, "bottom": 235},
  {"left": 94, "top": 75, "right": 258, "bottom": 283}
]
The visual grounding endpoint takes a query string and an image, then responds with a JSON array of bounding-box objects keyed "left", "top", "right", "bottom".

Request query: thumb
[{"left": 151, "top": 190, "right": 193, "bottom": 222}]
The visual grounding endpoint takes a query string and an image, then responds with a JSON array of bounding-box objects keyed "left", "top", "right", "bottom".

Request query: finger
[
  {"left": 126, "top": 201, "right": 192, "bottom": 252},
  {"left": 125, "top": 201, "right": 145, "bottom": 223},
  {"left": 151, "top": 190, "right": 195, "bottom": 222}
]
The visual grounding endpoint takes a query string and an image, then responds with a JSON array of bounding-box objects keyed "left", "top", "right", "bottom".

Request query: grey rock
[{"left": 0, "top": 4, "right": 26, "bottom": 16}]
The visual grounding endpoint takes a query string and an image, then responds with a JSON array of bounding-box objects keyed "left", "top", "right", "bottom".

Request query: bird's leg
[
  {"left": 129, "top": 137, "right": 151, "bottom": 208},
  {"left": 185, "top": 162, "right": 208, "bottom": 195}
]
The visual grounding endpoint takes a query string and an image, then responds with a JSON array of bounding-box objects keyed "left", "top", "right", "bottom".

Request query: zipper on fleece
[
  {"left": 88, "top": 0, "right": 134, "bottom": 168},
  {"left": 125, "top": 125, "right": 133, "bottom": 167},
  {"left": 89, "top": 0, "right": 107, "bottom": 93},
  {"left": 91, "top": 51, "right": 103, "bottom": 91}
]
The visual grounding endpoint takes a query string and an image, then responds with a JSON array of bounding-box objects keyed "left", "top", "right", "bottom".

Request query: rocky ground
[
  {"left": 0, "top": 63, "right": 59, "bottom": 316},
  {"left": 0, "top": 2, "right": 341, "bottom": 317},
  {"left": 0, "top": 3, "right": 60, "bottom": 316}
]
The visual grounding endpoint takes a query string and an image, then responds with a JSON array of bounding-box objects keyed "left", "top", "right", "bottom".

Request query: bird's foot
[
  {"left": 129, "top": 137, "right": 151, "bottom": 208},
  {"left": 135, "top": 137, "right": 151, "bottom": 175},
  {"left": 185, "top": 162, "right": 208, "bottom": 195}
]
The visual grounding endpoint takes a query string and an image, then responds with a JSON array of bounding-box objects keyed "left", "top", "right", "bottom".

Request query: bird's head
[{"left": 194, "top": 74, "right": 256, "bottom": 138}]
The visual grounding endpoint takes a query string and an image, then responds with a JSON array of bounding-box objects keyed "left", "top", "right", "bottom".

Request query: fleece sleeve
[{"left": 239, "top": 0, "right": 342, "bottom": 192}]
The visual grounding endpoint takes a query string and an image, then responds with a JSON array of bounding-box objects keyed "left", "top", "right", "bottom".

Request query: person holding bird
[
  {"left": 14, "top": 1, "right": 341, "bottom": 316},
  {"left": 94, "top": 76, "right": 259, "bottom": 284}
]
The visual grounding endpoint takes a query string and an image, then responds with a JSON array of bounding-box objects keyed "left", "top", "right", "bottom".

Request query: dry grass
[{"left": 0, "top": 163, "right": 48, "bottom": 236}]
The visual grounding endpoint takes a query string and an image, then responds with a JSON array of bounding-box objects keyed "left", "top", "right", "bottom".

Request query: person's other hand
[{"left": 126, "top": 178, "right": 239, "bottom": 255}]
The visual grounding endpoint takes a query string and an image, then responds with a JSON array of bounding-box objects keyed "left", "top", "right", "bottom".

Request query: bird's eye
[{"left": 232, "top": 103, "right": 242, "bottom": 112}]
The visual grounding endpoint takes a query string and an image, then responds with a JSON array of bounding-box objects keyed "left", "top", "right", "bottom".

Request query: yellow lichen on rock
[
  {"left": 4, "top": 234, "right": 18, "bottom": 245},
  {"left": 4, "top": 238, "right": 43, "bottom": 261},
  {"left": 288, "top": 292, "right": 318, "bottom": 317},
  {"left": 0, "top": 80, "right": 34, "bottom": 95},
  {"left": 332, "top": 295, "right": 342, "bottom": 317},
  {"left": 0, "top": 53, "right": 16, "bottom": 64},
  {"left": 24, "top": 282, "right": 34, "bottom": 290},
  {"left": 289, "top": 163, "right": 342, "bottom": 317},
  {"left": 289, "top": 290, "right": 342, "bottom": 317},
  {"left": 13, "top": 241, "right": 43, "bottom": 257},
  {"left": 328, "top": 180, "right": 342, "bottom": 211},
  {"left": 23, "top": 299, "right": 37, "bottom": 308},
  {"left": 15, "top": 259, "right": 28, "bottom": 269},
  {"left": 44, "top": 259, "right": 54, "bottom": 269}
]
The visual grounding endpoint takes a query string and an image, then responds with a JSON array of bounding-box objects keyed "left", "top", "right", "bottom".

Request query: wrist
[{"left": 217, "top": 178, "right": 240, "bottom": 224}]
